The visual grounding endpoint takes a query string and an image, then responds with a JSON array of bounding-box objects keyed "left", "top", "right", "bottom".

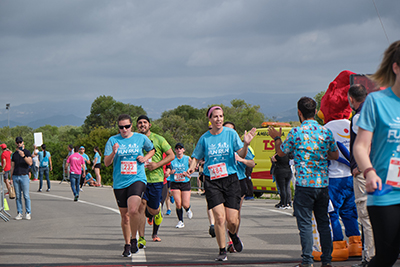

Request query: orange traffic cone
[{"left": 348, "top": 235, "right": 362, "bottom": 257}]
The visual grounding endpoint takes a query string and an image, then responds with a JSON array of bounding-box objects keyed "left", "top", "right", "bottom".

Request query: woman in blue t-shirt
[
  {"left": 187, "top": 106, "right": 256, "bottom": 261},
  {"left": 354, "top": 40, "right": 400, "bottom": 267},
  {"left": 92, "top": 146, "right": 102, "bottom": 186},
  {"left": 167, "top": 142, "right": 193, "bottom": 229},
  {"left": 38, "top": 144, "right": 52, "bottom": 192}
]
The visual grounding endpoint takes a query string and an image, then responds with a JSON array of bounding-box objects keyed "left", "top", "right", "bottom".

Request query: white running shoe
[
  {"left": 176, "top": 221, "right": 185, "bottom": 228},
  {"left": 187, "top": 209, "right": 193, "bottom": 219},
  {"left": 15, "top": 213, "right": 23, "bottom": 220},
  {"left": 25, "top": 213, "right": 31, "bottom": 220}
]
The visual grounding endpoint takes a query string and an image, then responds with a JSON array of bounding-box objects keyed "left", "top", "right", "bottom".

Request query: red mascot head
[{"left": 318, "top": 70, "right": 355, "bottom": 124}]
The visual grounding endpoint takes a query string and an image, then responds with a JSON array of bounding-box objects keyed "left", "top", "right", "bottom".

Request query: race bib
[
  {"left": 386, "top": 157, "right": 400, "bottom": 188},
  {"left": 208, "top": 163, "right": 228, "bottom": 180},
  {"left": 121, "top": 161, "right": 137, "bottom": 175},
  {"left": 174, "top": 173, "right": 186, "bottom": 182}
]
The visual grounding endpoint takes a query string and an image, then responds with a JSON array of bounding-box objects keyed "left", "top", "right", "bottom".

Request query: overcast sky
[{"left": 0, "top": 0, "right": 399, "bottom": 114}]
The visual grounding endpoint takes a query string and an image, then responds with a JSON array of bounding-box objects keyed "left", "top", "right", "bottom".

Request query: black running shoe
[
  {"left": 209, "top": 225, "right": 216, "bottom": 238},
  {"left": 215, "top": 251, "right": 227, "bottom": 261},
  {"left": 229, "top": 232, "right": 243, "bottom": 252},
  {"left": 122, "top": 244, "right": 131, "bottom": 257},
  {"left": 130, "top": 238, "right": 139, "bottom": 254}
]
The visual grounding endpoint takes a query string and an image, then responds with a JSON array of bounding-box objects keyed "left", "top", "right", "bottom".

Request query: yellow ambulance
[{"left": 250, "top": 122, "right": 292, "bottom": 197}]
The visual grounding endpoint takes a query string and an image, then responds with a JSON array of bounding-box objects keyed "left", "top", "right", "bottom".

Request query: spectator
[
  {"left": 79, "top": 146, "right": 91, "bottom": 189},
  {"left": 30, "top": 145, "right": 39, "bottom": 181},
  {"left": 10, "top": 137, "right": 33, "bottom": 220},
  {"left": 348, "top": 83, "right": 374, "bottom": 265},
  {"left": 268, "top": 97, "right": 338, "bottom": 267},
  {"left": 38, "top": 144, "right": 52, "bottom": 192},
  {"left": 66, "top": 146, "right": 85, "bottom": 201},
  {"left": 1, "top": 143, "right": 12, "bottom": 195}
]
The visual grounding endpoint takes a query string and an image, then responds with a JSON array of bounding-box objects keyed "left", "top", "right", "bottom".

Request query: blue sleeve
[
  {"left": 104, "top": 138, "right": 113, "bottom": 156},
  {"left": 143, "top": 136, "right": 154, "bottom": 152},
  {"left": 233, "top": 131, "right": 244, "bottom": 152},
  {"left": 357, "top": 94, "right": 376, "bottom": 133},
  {"left": 192, "top": 136, "right": 205, "bottom": 160}
]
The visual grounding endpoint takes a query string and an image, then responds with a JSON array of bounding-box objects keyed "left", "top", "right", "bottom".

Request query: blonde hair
[{"left": 370, "top": 40, "right": 400, "bottom": 88}]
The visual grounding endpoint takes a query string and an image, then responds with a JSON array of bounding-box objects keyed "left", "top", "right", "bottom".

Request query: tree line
[{"left": 0, "top": 95, "right": 280, "bottom": 185}]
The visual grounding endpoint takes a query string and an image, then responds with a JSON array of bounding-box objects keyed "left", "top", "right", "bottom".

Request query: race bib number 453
[
  {"left": 121, "top": 161, "right": 137, "bottom": 175},
  {"left": 208, "top": 163, "right": 228, "bottom": 180}
]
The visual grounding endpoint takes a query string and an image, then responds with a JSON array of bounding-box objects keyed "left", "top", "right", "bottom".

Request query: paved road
[{"left": 0, "top": 180, "right": 396, "bottom": 267}]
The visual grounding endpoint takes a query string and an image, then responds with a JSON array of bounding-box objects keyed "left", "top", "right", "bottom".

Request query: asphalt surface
[{"left": 0, "top": 180, "right": 398, "bottom": 267}]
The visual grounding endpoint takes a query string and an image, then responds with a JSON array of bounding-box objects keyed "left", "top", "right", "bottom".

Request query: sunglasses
[{"left": 118, "top": 124, "right": 131, "bottom": 130}]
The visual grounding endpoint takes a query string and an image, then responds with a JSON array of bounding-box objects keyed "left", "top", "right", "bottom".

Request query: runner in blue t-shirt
[
  {"left": 187, "top": 106, "right": 256, "bottom": 261},
  {"left": 353, "top": 39, "right": 400, "bottom": 267},
  {"left": 167, "top": 142, "right": 193, "bottom": 229},
  {"left": 104, "top": 114, "right": 155, "bottom": 258},
  {"left": 223, "top": 121, "right": 255, "bottom": 253}
]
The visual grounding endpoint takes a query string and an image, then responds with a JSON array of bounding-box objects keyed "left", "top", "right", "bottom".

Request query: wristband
[
  {"left": 363, "top": 167, "right": 376, "bottom": 179},
  {"left": 274, "top": 136, "right": 281, "bottom": 142}
]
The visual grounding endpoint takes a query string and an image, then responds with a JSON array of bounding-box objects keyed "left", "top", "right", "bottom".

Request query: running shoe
[
  {"left": 166, "top": 209, "right": 171, "bottom": 215},
  {"left": 209, "top": 225, "right": 216, "bottom": 238},
  {"left": 227, "top": 241, "right": 235, "bottom": 253},
  {"left": 170, "top": 195, "right": 175, "bottom": 204},
  {"left": 176, "top": 220, "right": 185, "bottom": 228},
  {"left": 186, "top": 208, "right": 193, "bottom": 219},
  {"left": 152, "top": 235, "right": 161, "bottom": 242},
  {"left": 230, "top": 232, "right": 243, "bottom": 252},
  {"left": 275, "top": 203, "right": 282, "bottom": 208},
  {"left": 15, "top": 213, "right": 23, "bottom": 220},
  {"left": 38, "top": 189, "right": 42, "bottom": 192},
  {"left": 74, "top": 195, "right": 79, "bottom": 202},
  {"left": 154, "top": 209, "right": 163, "bottom": 226},
  {"left": 122, "top": 244, "right": 131, "bottom": 257},
  {"left": 138, "top": 236, "right": 146, "bottom": 249},
  {"left": 130, "top": 238, "right": 139, "bottom": 254},
  {"left": 147, "top": 217, "right": 153, "bottom": 225},
  {"left": 46, "top": 188, "right": 50, "bottom": 192},
  {"left": 215, "top": 251, "right": 227, "bottom": 261},
  {"left": 25, "top": 213, "right": 31, "bottom": 220}
]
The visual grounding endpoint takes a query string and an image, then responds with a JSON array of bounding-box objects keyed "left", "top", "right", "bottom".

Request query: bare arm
[
  {"left": 146, "top": 148, "right": 174, "bottom": 171},
  {"left": 188, "top": 157, "right": 199, "bottom": 175},
  {"left": 235, "top": 153, "right": 256, "bottom": 168},
  {"left": 237, "top": 128, "right": 257, "bottom": 158},
  {"left": 353, "top": 128, "right": 379, "bottom": 192},
  {"left": 327, "top": 150, "right": 339, "bottom": 160}
]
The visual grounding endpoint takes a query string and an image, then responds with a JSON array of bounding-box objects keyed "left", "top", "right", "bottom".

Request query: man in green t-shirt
[{"left": 136, "top": 115, "right": 174, "bottom": 248}]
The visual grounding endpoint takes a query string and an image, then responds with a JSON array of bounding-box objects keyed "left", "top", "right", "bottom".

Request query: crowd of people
[{"left": 1, "top": 40, "right": 400, "bottom": 266}]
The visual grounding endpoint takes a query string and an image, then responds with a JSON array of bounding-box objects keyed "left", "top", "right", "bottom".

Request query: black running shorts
[
  {"left": 204, "top": 173, "right": 241, "bottom": 210},
  {"left": 170, "top": 181, "right": 191, "bottom": 191},
  {"left": 113, "top": 181, "right": 146, "bottom": 208},
  {"left": 239, "top": 178, "right": 248, "bottom": 197}
]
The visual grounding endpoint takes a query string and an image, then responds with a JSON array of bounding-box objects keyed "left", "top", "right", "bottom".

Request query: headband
[{"left": 207, "top": 106, "right": 223, "bottom": 118}]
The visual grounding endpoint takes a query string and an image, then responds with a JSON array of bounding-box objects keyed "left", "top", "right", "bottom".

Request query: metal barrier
[{"left": 0, "top": 172, "right": 11, "bottom": 222}]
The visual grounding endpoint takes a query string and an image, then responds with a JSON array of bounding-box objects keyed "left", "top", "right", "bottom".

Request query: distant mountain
[{"left": 1, "top": 92, "right": 313, "bottom": 128}]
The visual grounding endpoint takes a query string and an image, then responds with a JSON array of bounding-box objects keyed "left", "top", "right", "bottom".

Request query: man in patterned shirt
[{"left": 268, "top": 97, "right": 338, "bottom": 267}]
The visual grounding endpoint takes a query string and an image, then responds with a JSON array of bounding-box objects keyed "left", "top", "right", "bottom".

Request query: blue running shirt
[
  {"left": 169, "top": 155, "right": 190, "bottom": 183},
  {"left": 105, "top": 133, "right": 154, "bottom": 189},
  {"left": 192, "top": 127, "right": 243, "bottom": 177},
  {"left": 236, "top": 147, "right": 255, "bottom": 180},
  {"left": 357, "top": 87, "right": 400, "bottom": 206}
]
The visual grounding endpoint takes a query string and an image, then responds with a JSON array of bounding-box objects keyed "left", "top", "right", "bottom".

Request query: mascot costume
[{"left": 313, "top": 70, "right": 362, "bottom": 261}]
